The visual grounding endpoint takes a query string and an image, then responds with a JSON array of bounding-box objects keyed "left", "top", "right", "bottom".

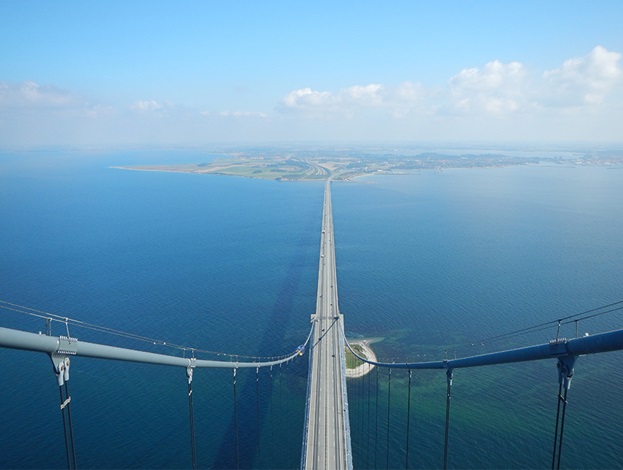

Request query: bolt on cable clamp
[{"left": 57, "top": 335, "right": 78, "bottom": 355}]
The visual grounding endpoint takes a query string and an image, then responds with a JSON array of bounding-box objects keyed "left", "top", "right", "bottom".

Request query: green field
[
  {"left": 206, "top": 159, "right": 328, "bottom": 180},
  {"left": 345, "top": 343, "right": 367, "bottom": 369}
]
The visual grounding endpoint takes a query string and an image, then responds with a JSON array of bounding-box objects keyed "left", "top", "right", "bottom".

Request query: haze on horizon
[{"left": 1, "top": 0, "right": 622, "bottom": 148}]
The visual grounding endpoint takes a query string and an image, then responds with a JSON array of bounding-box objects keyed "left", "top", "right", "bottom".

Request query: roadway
[{"left": 302, "top": 179, "right": 351, "bottom": 470}]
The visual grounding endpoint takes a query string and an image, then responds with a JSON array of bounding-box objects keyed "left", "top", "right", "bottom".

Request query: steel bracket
[
  {"left": 187, "top": 357, "right": 196, "bottom": 384},
  {"left": 549, "top": 337, "right": 568, "bottom": 356},
  {"left": 50, "top": 353, "right": 71, "bottom": 387},
  {"left": 57, "top": 335, "right": 78, "bottom": 355},
  {"left": 556, "top": 354, "right": 577, "bottom": 391}
]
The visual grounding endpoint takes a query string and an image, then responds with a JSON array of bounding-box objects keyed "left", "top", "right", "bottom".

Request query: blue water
[{"left": 1, "top": 150, "right": 622, "bottom": 469}]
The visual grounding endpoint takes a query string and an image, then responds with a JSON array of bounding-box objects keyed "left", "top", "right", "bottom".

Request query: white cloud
[
  {"left": 389, "top": 81, "right": 428, "bottom": 117},
  {"left": 2, "top": 47, "right": 622, "bottom": 146},
  {"left": 542, "top": 45, "right": 622, "bottom": 106},
  {"left": 443, "top": 46, "right": 622, "bottom": 114},
  {"left": 281, "top": 85, "right": 385, "bottom": 111},
  {"left": 394, "top": 81, "right": 424, "bottom": 102},
  {"left": 130, "top": 99, "right": 165, "bottom": 112},
  {"left": 218, "top": 111, "right": 268, "bottom": 118},
  {"left": 279, "top": 82, "right": 424, "bottom": 117},
  {"left": 448, "top": 60, "right": 527, "bottom": 113},
  {"left": 279, "top": 46, "right": 621, "bottom": 121},
  {"left": 281, "top": 87, "right": 339, "bottom": 111},
  {"left": 275, "top": 47, "right": 622, "bottom": 142},
  {"left": 342, "top": 84, "right": 385, "bottom": 106},
  {"left": 0, "top": 80, "right": 76, "bottom": 108}
]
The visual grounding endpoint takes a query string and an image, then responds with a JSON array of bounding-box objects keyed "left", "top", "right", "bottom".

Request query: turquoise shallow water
[{"left": 1, "top": 151, "right": 622, "bottom": 468}]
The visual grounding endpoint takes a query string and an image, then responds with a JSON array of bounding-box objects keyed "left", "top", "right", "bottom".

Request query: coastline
[{"left": 345, "top": 340, "right": 378, "bottom": 378}]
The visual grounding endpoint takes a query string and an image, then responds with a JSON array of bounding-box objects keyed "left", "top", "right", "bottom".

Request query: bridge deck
[{"left": 302, "top": 180, "right": 351, "bottom": 470}]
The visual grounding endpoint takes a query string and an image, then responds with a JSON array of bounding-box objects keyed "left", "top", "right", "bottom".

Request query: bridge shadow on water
[{"left": 212, "top": 228, "right": 314, "bottom": 469}]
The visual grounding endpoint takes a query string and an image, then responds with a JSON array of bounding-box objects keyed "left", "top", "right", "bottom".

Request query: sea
[{"left": 1, "top": 148, "right": 622, "bottom": 469}]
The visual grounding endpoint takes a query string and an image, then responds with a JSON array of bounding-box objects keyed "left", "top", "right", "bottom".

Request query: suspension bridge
[{"left": 1, "top": 179, "right": 623, "bottom": 469}]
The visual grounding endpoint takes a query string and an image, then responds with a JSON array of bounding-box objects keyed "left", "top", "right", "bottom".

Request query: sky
[{"left": 1, "top": 0, "right": 622, "bottom": 147}]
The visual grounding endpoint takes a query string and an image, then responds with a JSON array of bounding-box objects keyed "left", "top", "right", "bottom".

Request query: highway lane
[{"left": 302, "top": 180, "right": 351, "bottom": 470}]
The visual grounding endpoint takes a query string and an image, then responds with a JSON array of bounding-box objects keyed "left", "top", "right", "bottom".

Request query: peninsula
[{"left": 112, "top": 148, "right": 623, "bottom": 181}]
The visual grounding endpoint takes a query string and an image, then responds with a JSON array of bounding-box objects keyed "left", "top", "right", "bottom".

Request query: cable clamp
[
  {"left": 186, "top": 357, "right": 196, "bottom": 384},
  {"left": 57, "top": 335, "right": 78, "bottom": 355},
  {"left": 556, "top": 355, "right": 577, "bottom": 390},
  {"left": 60, "top": 396, "right": 72, "bottom": 410},
  {"left": 50, "top": 354, "right": 71, "bottom": 386},
  {"left": 549, "top": 337, "right": 568, "bottom": 356},
  {"left": 446, "top": 367, "right": 454, "bottom": 386}
]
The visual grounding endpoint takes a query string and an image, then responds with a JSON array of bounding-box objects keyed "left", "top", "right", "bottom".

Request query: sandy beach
[{"left": 346, "top": 341, "right": 378, "bottom": 378}]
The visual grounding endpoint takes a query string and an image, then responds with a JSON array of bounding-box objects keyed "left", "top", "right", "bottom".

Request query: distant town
[{"left": 115, "top": 148, "right": 623, "bottom": 181}]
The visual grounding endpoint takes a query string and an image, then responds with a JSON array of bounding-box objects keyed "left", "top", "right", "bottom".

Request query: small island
[{"left": 345, "top": 340, "right": 378, "bottom": 378}]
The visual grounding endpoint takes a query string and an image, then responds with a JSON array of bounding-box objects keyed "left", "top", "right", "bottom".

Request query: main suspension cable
[
  {"left": 468, "top": 300, "right": 623, "bottom": 348},
  {"left": 0, "top": 299, "right": 314, "bottom": 363},
  {"left": 340, "top": 302, "right": 623, "bottom": 369}
]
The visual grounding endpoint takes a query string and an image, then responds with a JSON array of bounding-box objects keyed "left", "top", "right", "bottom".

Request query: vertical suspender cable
[
  {"left": 55, "top": 358, "right": 76, "bottom": 470},
  {"left": 386, "top": 368, "right": 392, "bottom": 470},
  {"left": 278, "top": 364, "right": 284, "bottom": 469},
  {"left": 233, "top": 367, "right": 240, "bottom": 470},
  {"left": 361, "top": 367, "right": 366, "bottom": 437},
  {"left": 269, "top": 365, "right": 274, "bottom": 467},
  {"left": 187, "top": 367, "right": 197, "bottom": 470},
  {"left": 405, "top": 369, "right": 412, "bottom": 470},
  {"left": 255, "top": 366, "right": 261, "bottom": 467},
  {"left": 278, "top": 364, "right": 283, "bottom": 432},
  {"left": 59, "top": 386, "right": 71, "bottom": 470},
  {"left": 367, "top": 363, "right": 372, "bottom": 469},
  {"left": 443, "top": 369, "right": 453, "bottom": 470},
  {"left": 551, "top": 380, "right": 563, "bottom": 470},
  {"left": 552, "top": 356, "right": 576, "bottom": 470},
  {"left": 556, "top": 387, "right": 570, "bottom": 470},
  {"left": 361, "top": 366, "right": 366, "bottom": 443},
  {"left": 375, "top": 366, "right": 379, "bottom": 469},
  {"left": 356, "top": 370, "right": 361, "bottom": 453},
  {"left": 64, "top": 381, "right": 77, "bottom": 470}
]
